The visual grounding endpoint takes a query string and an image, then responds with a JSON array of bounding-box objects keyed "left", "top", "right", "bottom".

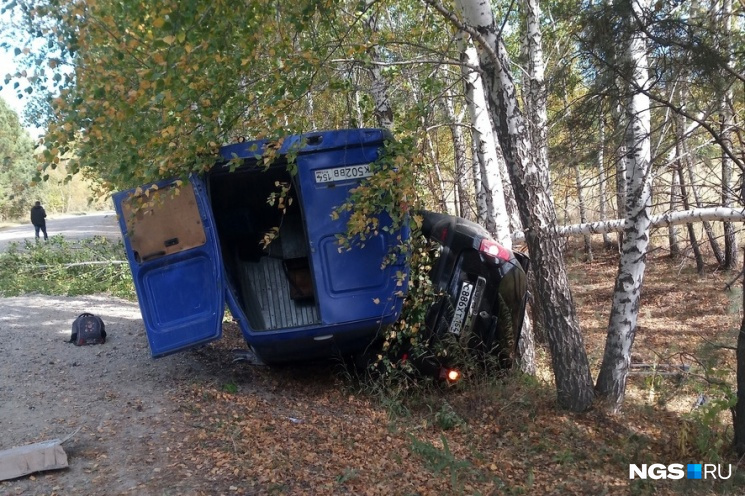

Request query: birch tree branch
[{"left": 512, "top": 207, "right": 745, "bottom": 243}]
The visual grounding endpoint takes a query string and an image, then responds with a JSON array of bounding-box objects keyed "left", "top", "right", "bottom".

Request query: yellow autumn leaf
[
  {"left": 153, "top": 17, "right": 165, "bottom": 28},
  {"left": 163, "top": 35, "right": 175, "bottom": 45}
]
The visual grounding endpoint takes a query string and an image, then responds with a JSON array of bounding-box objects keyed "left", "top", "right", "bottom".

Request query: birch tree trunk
[
  {"left": 460, "top": 37, "right": 512, "bottom": 247},
  {"left": 447, "top": 0, "right": 594, "bottom": 411},
  {"left": 498, "top": 150, "right": 522, "bottom": 234},
  {"left": 676, "top": 113, "right": 706, "bottom": 274},
  {"left": 668, "top": 169, "right": 681, "bottom": 259},
  {"left": 595, "top": 0, "right": 654, "bottom": 411},
  {"left": 612, "top": 100, "right": 628, "bottom": 251},
  {"left": 471, "top": 139, "right": 487, "bottom": 224},
  {"left": 678, "top": 158, "right": 705, "bottom": 273},
  {"left": 522, "top": 0, "right": 549, "bottom": 188},
  {"left": 597, "top": 115, "right": 613, "bottom": 249},
  {"left": 442, "top": 90, "right": 471, "bottom": 219},
  {"left": 683, "top": 124, "right": 724, "bottom": 267},
  {"left": 510, "top": 207, "right": 745, "bottom": 242},
  {"left": 363, "top": 1, "right": 393, "bottom": 131},
  {"left": 563, "top": 87, "right": 592, "bottom": 261},
  {"left": 424, "top": 133, "right": 450, "bottom": 213}
]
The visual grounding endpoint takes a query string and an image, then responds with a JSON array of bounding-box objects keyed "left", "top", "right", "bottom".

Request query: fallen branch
[
  {"left": 512, "top": 207, "right": 745, "bottom": 243},
  {"left": 36, "top": 261, "right": 128, "bottom": 269}
]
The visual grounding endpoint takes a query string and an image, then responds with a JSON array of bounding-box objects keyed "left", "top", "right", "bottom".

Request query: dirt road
[
  {"left": 0, "top": 211, "right": 121, "bottom": 251},
  {"left": 0, "top": 294, "right": 254, "bottom": 495}
]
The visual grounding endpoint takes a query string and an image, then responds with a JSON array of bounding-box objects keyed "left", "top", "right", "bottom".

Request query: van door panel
[{"left": 114, "top": 178, "right": 224, "bottom": 357}]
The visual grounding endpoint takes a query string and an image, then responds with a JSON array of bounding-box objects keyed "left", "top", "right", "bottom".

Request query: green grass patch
[{"left": 0, "top": 235, "right": 135, "bottom": 298}]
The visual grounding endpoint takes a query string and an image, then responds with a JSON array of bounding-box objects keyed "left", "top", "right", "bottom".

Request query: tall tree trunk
[
  {"left": 676, "top": 146, "right": 705, "bottom": 274},
  {"left": 441, "top": 90, "right": 471, "bottom": 219},
  {"left": 498, "top": 149, "right": 522, "bottom": 234},
  {"left": 522, "top": 0, "right": 549, "bottom": 183},
  {"left": 683, "top": 127, "right": 724, "bottom": 267},
  {"left": 422, "top": 129, "right": 450, "bottom": 213},
  {"left": 574, "top": 163, "right": 593, "bottom": 261},
  {"left": 460, "top": 36, "right": 512, "bottom": 247},
  {"left": 471, "top": 139, "right": 487, "bottom": 224},
  {"left": 595, "top": 0, "right": 654, "bottom": 412},
  {"left": 597, "top": 115, "right": 612, "bottom": 250},
  {"left": 735, "top": 247, "right": 745, "bottom": 456},
  {"left": 612, "top": 100, "right": 627, "bottom": 251},
  {"left": 448, "top": 0, "right": 594, "bottom": 411},
  {"left": 363, "top": 1, "right": 393, "bottom": 131},
  {"left": 720, "top": 0, "right": 738, "bottom": 270},
  {"left": 563, "top": 87, "right": 592, "bottom": 261},
  {"left": 668, "top": 168, "right": 681, "bottom": 259}
]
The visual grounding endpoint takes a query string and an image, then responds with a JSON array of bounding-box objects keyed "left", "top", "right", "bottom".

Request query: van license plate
[
  {"left": 314, "top": 164, "right": 373, "bottom": 183},
  {"left": 449, "top": 282, "right": 474, "bottom": 335}
]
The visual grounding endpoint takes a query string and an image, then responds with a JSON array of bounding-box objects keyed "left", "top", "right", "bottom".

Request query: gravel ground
[{"left": 0, "top": 294, "right": 234, "bottom": 495}]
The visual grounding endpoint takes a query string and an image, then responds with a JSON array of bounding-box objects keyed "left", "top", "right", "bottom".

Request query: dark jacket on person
[{"left": 30, "top": 205, "right": 47, "bottom": 226}]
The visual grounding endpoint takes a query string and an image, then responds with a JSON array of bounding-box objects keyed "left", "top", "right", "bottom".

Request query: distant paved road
[{"left": 0, "top": 211, "right": 121, "bottom": 251}]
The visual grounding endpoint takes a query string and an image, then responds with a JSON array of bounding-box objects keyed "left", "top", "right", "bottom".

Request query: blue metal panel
[
  {"left": 113, "top": 176, "right": 224, "bottom": 357},
  {"left": 293, "top": 131, "right": 407, "bottom": 327}
]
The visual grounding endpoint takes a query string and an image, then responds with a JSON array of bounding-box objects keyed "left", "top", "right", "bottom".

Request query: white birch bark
[
  {"left": 471, "top": 138, "right": 487, "bottom": 224},
  {"left": 523, "top": 0, "right": 549, "bottom": 186},
  {"left": 449, "top": 0, "right": 594, "bottom": 411},
  {"left": 612, "top": 101, "right": 628, "bottom": 222},
  {"left": 511, "top": 207, "right": 745, "bottom": 242},
  {"left": 596, "top": 0, "right": 656, "bottom": 410},
  {"left": 667, "top": 169, "right": 681, "bottom": 258},
  {"left": 597, "top": 115, "right": 612, "bottom": 249},
  {"left": 460, "top": 37, "right": 512, "bottom": 248},
  {"left": 563, "top": 86, "right": 592, "bottom": 260},
  {"left": 442, "top": 89, "right": 471, "bottom": 219}
]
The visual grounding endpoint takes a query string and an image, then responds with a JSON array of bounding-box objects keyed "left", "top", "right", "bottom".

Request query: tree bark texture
[
  {"left": 363, "top": 2, "right": 394, "bottom": 131},
  {"left": 735, "top": 250, "right": 745, "bottom": 456},
  {"left": 676, "top": 140, "right": 705, "bottom": 274},
  {"left": 455, "top": 0, "right": 594, "bottom": 411},
  {"left": 721, "top": 0, "right": 738, "bottom": 270},
  {"left": 595, "top": 0, "right": 654, "bottom": 411},
  {"left": 667, "top": 169, "right": 681, "bottom": 259},
  {"left": 442, "top": 91, "right": 471, "bottom": 220},
  {"left": 612, "top": 100, "right": 627, "bottom": 251},
  {"left": 674, "top": 87, "right": 725, "bottom": 267},
  {"left": 460, "top": 37, "right": 512, "bottom": 247},
  {"left": 597, "top": 115, "right": 612, "bottom": 249}
]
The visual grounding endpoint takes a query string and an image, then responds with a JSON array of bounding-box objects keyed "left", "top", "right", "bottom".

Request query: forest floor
[{"left": 1, "top": 239, "right": 743, "bottom": 495}]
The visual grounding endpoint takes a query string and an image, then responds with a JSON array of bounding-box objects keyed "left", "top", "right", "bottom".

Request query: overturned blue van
[{"left": 114, "top": 128, "right": 409, "bottom": 364}]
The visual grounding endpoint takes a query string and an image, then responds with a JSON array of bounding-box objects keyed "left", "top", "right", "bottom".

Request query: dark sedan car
[{"left": 416, "top": 211, "right": 529, "bottom": 379}]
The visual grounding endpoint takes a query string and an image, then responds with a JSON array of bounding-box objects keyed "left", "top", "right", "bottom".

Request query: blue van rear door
[
  {"left": 294, "top": 129, "right": 406, "bottom": 325},
  {"left": 113, "top": 178, "right": 224, "bottom": 357}
]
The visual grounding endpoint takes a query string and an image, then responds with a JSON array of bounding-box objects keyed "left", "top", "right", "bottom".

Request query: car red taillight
[{"left": 479, "top": 238, "right": 511, "bottom": 262}]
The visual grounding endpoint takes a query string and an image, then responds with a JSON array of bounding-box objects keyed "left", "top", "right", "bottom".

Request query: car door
[
  {"left": 293, "top": 130, "right": 407, "bottom": 326},
  {"left": 113, "top": 177, "right": 224, "bottom": 357}
]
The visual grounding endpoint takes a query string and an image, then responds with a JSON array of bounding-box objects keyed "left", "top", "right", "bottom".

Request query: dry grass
[{"left": 93, "top": 236, "right": 744, "bottom": 496}]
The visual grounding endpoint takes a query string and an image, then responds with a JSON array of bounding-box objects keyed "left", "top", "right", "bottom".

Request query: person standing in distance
[{"left": 30, "top": 201, "right": 48, "bottom": 241}]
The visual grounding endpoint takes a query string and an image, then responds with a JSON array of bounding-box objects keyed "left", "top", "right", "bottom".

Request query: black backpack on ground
[{"left": 69, "top": 313, "right": 106, "bottom": 345}]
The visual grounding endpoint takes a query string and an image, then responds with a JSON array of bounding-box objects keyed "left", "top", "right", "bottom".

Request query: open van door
[{"left": 113, "top": 178, "right": 224, "bottom": 357}]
